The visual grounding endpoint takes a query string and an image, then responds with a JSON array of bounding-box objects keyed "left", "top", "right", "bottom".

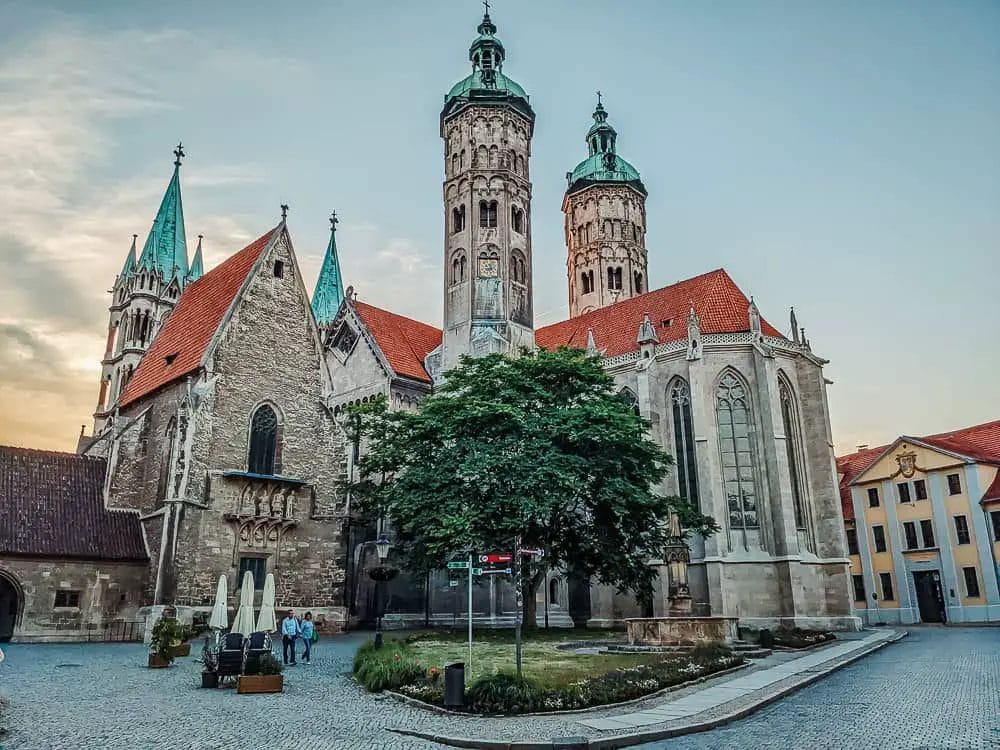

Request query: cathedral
[{"left": 0, "top": 11, "right": 857, "bottom": 642}]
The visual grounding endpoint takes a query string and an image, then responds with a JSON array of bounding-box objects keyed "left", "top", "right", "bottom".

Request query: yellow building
[{"left": 837, "top": 420, "right": 1000, "bottom": 624}]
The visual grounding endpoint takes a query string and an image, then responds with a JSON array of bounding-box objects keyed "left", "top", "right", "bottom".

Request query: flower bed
[
  {"left": 355, "top": 639, "right": 744, "bottom": 715},
  {"left": 770, "top": 628, "right": 835, "bottom": 650}
]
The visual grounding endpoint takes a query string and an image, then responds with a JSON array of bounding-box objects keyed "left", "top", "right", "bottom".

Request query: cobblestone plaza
[{"left": 1, "top": 627, "right": 997, "bottom": 749}]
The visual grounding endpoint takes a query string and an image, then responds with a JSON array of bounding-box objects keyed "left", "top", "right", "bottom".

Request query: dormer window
[{"left": 164, "top": 353, "right": 177, "bottom": 366}]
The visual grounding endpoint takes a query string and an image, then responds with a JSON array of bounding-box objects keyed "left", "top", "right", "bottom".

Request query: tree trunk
[{"left": 521, "top": 571, "right": 545, "bottom": 629}]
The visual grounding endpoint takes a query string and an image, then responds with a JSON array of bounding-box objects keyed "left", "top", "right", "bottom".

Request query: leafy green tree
[{"left": 347, "top": 347, "right": 717, "bottom": 627}]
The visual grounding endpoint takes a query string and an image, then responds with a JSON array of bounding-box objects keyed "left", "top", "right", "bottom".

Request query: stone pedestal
[{"left": 625, "top": 616, "right": 738, "bottom": 646}]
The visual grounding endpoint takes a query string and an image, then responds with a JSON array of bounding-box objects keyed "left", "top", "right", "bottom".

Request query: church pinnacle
[
  {"left": 312, "top": 211, "right": 346, "bottom": 327},
  {"left": 137, "top": 143, "right": 189, "bottom": 281},
  {"left": 187, "top": 235, "right": 204, "bottom": 282}
]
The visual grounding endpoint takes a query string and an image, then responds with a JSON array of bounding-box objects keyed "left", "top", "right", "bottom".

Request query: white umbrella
[
  {"left": 255, "top": 573, "right": 277, "bottom": 633},
  {"left": 231, "top": 571, "right": 256, "bottom": 635},
  {"left": 208, "top": 575, "right": 229, "bottom": 631}
]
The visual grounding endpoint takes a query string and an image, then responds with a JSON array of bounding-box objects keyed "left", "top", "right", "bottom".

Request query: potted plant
[
  {"left": 148, "top": 618, "right": 185, "bottom": 669},
  {"left": 201, "top": 636, "right": 219, "bottom": 688},
  {"left": 237, "top": 653, "right": 284, "bottom": 694},
  {"left": 170, "top": 625, "right": 194, "bottom": 658}
]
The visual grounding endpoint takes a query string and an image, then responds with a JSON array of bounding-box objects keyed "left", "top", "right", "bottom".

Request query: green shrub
[
  {"left": 353, "top": 639, "right": 425, "bottom": 692},
  {"left": 466, "top": 672, "right": 545, "bottom": 714},
  {"left": 772, "top": 627, "right": 834, "bottom": 649},
  {"left": 150, "top": 618, "right": 187, "bottom": 662},
  {"left": 257, "top": 653, "right": 284, "bottom": 675},
  {"left": 689, "top": 642, "right": 733, "bottom": 663}
]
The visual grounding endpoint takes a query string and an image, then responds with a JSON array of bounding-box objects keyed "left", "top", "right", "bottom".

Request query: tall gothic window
[
  {"left": 248, "top": 404, "right": 279, "bottom": 475},
  {"left": 779, "top": 378, "right": 807, "bottom": 529},
  {"left": 634, "top": 272, "right": 644, "bottom": 294},
  {"left": 618, "top": 387, "right": 639, "bottom": 415},
  {"left": 670, "top": 379, "right": 699, "bottom": 509},
  {"left": 452, "top": 205, "right": 465, "bottom": 233},
  {"left": 716, "top": 371, "right": 759, "bottom": 530}
]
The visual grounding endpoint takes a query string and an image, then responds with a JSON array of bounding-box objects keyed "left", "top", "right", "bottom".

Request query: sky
[{"left": 0, "top": 0, "right": 997, "bottom": 455}]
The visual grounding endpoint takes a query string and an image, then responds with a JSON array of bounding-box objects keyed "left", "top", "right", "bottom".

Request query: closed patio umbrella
[
  {"left": 208, "top": 575, "right": 229, "bottom": 631},
  {"left": 231, "top": 571, "right": 256, "bottom": 635},
  {"left": 255, "top": 573, "right": 277, "bottom": 633}
]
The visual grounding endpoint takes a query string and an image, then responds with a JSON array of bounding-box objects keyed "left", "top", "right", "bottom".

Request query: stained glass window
[
  {"left": 716, "top": 372, "right": 758, "bottom": 530},
  {"left": 248, "top": 405, "right": 278, "bottom": 475},
  {"left": 670, "top": 379, "right": 699, "bottom": 509}
]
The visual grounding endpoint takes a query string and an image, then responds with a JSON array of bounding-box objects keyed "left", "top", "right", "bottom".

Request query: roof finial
[
  {"left": 596, "top": 89, "right": 602, "bottom": 107},
  {"left": 280, "top": 203, "right": 289, "bottom": 220},
  {"left": 330, "top": 210, "right": 339, "bottom": 233},
  {"left": 483, "top": 0, "right": 490, "bottom": 16},
  {"left": 173, "top": 142, "right": 185, "bottom": 167}
]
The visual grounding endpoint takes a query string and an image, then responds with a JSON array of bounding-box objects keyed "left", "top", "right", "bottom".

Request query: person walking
[
  {"left": 280, "top": 609, "right": 300, "bottom": 666},
  {"left": 300, "top": 611, "right": 316, "bottom": 665}
]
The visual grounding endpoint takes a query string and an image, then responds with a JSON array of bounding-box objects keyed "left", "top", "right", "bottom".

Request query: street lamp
[{"left": 368, "top": 533, "right": 396, "bottom": 649}]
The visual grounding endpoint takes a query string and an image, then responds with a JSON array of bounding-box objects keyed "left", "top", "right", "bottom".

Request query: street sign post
[
  {"left": 468, "top": 550, "right": 473, "bottom": 673},
  {"left": 514, "top": 534, "right": 523, "bottom": 676},
  {"left": 518, "top": 548, "right": 544, "bottom": 558},
  {"left": 447, "top": 561, "right": 469, "bottom": 570}
]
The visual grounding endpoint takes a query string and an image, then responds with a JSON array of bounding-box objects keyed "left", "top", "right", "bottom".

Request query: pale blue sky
[{"left": 0, "top": 0, "right": 997, "bottom": 452}]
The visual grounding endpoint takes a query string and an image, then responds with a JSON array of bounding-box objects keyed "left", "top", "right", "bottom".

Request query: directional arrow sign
[
  {"left": 518, "top": 548, "right": 544, "bottom": 558},
  {"left": 447, "top": 561, "right": 469, "bottom": 570},
  {"left": 479, "top": 553, "right": 513, "bottom": 564},
  {"left": 472, "top": 568, "right": 483, "bottom": 576},
  {"left": 480, "top": 568, "right": 511, "bottom": 576}
]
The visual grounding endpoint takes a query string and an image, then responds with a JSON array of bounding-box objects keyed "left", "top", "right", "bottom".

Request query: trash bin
[{"left": 444, "top": 662, "right": 465, "bottom": 708}]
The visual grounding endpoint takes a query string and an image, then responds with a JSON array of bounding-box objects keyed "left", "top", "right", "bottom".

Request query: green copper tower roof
[
  {"left": 442, "top": 11, "right": 533, "bottom": 122},
  {"left": 137, "top": 143, "right": 189, "bottom": 280},
  {"left": 312, "top": 212, "right": 345, "bottom": 326},
  {"left": 187, "top": 234, "right": 204, "bottom": 283},
  {"left": 566, "top": 97, "right": 645, "bottom": 196},
  {"left": 119, "top": 234, "right": 137, "bottom": 280}
]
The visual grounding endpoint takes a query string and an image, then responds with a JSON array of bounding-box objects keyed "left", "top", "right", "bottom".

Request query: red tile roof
[
  {"left": 120, "top": 226, "right": 278, "bottom": 407},
  {"left": 835, "top": 445, "right": 887, "bottom": 521},
  {"left": 918, "top": 419, "right": 1000, "bottom": 466},
  {"left": 0, "top": 446, "right": 147, "bottom": 561},
  {"left": 835, "top": 419, "right": 1000, "bottom": 519},
  {"left": 981, "top": 469, "right": 1000, "bottom": 505},
  {"left": 536, "top": 269, "right": 783, "bottom": 357},
  {"left": 353, "top": 301, "right": 442, "bottom": 383}
]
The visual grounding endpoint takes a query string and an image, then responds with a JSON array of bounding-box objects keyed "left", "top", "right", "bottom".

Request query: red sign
[{"left": 479, "top": 553, "right": 513, "bottom": 564}]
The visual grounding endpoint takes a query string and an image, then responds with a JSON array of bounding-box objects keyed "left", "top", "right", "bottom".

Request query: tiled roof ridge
[
  {"left": 0, "top": 444, "right": 106, "bottom": 462},
  {"left": 354, "top": 299, "right": 441, "bottom": 335},
  {"left": 920, "top": 418, "right": 1000, "bottom": 442}
]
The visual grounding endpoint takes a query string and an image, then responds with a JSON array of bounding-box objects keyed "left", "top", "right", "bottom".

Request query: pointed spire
[
  {"left": 187, "top": 235, "right": 204, "bottom": 282},
  {"left": 637, "top": 313, "right": 658, "bottom": 345},
  {"left": 137, "top": 144, "right": 188, "bottom": 279},
  {"left": 119, "top": 234, "right": 137, "bottom": 280},
  {"left": 312, "top": 211, "right": 346, "bottom": 327},
  {"left": 748, "top": 296, "right": 762, "bottom": 334},
  {"left": 790, "top": 307, "right": 800, "bottom": 344}
]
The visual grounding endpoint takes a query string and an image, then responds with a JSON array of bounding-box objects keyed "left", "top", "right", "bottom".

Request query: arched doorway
[{"left": 0, "top": 571, "right": 23, "bottom": 642}]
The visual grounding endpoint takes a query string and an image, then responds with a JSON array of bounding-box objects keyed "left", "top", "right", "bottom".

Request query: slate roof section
[
  {"left": 353, "top": 301, "right": 442, "bottom": 384},
  {"left": 0, "top": 446, "right": 147, "bottom": 561},
  {"left": 119, "top": 225, "right": 279, "bottom": 408},
  {"left": 536, "top": 268, "right": 784, "bottom": 357}
]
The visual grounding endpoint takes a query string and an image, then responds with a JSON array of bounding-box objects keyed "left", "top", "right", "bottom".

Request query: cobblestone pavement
[
  {"left": 2, "top": 627, "right": 995, "bottom": 750},
  {"left": 638, "top": 626, "right": 1000, "bottom": 750}
]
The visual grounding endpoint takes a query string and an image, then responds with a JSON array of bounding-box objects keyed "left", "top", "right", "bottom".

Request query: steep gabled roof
[
  {"left": 536, "top": 269, "right": 783, "bottom": 357},
  {"left": 120, "top": 226, "right": 280, "bottom": 407},
  {"left": 0, "top": 446, "right": 147, "bottom": 561},
  {"left": 353, "top": 301, "right": 442, "bottom": 384},
  {"left": 835, "top": 445, "right": 887, "bottom": 521}
]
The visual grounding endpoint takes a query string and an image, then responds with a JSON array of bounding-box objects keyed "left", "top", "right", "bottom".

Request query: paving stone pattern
[{"left": 637, "top": 626, "right": 1000, "bottom": 750}]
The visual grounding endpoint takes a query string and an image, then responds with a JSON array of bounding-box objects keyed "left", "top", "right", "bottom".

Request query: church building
[{"left": 0, "top": 10, "right": 857, "bottom": 640}]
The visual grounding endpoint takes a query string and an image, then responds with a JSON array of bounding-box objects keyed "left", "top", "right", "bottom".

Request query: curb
[{"left": 389, "top": 631, "right": 906, "bottom": 750}]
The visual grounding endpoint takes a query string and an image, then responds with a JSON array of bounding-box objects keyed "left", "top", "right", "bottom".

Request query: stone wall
[{"left": 1, "top": 558, "right": 148, "bottom": 642}]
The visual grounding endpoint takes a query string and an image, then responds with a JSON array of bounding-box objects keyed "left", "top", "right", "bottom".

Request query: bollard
[{"left": 444, "top": 661, "right": 465, "bottom": 709}]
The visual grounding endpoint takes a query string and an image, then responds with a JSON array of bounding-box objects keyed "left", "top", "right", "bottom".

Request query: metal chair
[
  {"left": 243, "top": 631, "right": 272, "bottom": 675},
  {"left": 216, "top": 632, "right": 246, "bottom": 685}
]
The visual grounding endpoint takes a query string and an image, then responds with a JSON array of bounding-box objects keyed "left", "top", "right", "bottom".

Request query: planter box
[
  {"left": 148, "top": 653, "right": 172, "bottom": 669},
  {"left": 237, "top": 674, "right": 283, "bottom": 694},
  {"left": 201, "top": 671, "right": 219, "bottom": 689},
  {"left": 170, "top": 643, "right": 191, "bottom": 658}
]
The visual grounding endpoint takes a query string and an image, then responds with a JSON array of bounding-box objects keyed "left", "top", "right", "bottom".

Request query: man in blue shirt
[{"left": 280, "top": 610, "right": 300, "bottom": 666}]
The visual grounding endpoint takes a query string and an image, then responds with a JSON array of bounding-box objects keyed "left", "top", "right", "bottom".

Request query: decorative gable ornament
[
  {"left": 895, "top": 451, "right": 918, "bottom": 478},
  {"left": 748, "top": 297, "right": 773, "bottom": 357},
  {"left": 686, "top": 305, "right": 701, "bottom": 361}
]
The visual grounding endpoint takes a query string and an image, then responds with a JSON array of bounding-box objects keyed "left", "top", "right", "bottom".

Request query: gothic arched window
[
  {"left": 716, "top": 371, "right": 759, "bottom": 530},
  {"left": 511, "top": 206, "right": 524, "bottom": 234},
  {"left": 618, "top": 387, "right": 640, "bottom": 415},
  {"left": 451, "top": 250, "right": 467, "bottom": 284},
  {"left": 670, "top": 379, "right": 699, "bottom": 508},
  {"left": 479, "top": 200, "right": 498, "bottom": 229},
  {"left": 248, "top": 404, "right": 279, "bottom": 475},
  {"left": 779, "top": 377, "right": 807, "bottom": 529},
  {"left": 511, "top": 251, "right": 526, "bottom": 284}
]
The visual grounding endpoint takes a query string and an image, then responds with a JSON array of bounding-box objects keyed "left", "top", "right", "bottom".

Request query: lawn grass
[{"left": 394, "top": 628, "right": 681, "bottom": 688}]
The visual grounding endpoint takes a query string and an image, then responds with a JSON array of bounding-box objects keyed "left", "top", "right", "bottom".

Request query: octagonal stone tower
[
  {"left": 439, "top": 11, "right": 535, "bottom": 372},
  {"left": 563, "top": 98, "right": 648, "bottom": 317}
]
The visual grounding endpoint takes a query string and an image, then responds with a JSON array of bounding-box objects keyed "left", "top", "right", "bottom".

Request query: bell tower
[
  {"left": 439, "top": 9, "right": 535, "bottom": 373},
  {"left": 563, "top": 96, "right": 648, "bottom": 317}
]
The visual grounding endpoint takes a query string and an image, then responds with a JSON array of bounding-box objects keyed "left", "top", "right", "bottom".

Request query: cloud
[{"left": 0, "top": 21, "right": 294, "bottom": 451}]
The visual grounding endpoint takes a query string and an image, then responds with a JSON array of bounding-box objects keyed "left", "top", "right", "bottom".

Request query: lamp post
[{"left": 369, "top": 533, "right": 395, "bottom": 649}]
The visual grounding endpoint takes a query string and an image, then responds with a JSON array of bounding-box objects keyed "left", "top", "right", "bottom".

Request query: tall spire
[
  {"left": 119, "top": 234, "right": 138, "bottom": 280},
  {"left": 312, "top": 211, "right": 346, "bottom": 327},
  {"left": 137, "top": 143, "right": 189, "bottom": 280},
  {"left": 187, "top": 234, "right": 204, "bottom": 282}
]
